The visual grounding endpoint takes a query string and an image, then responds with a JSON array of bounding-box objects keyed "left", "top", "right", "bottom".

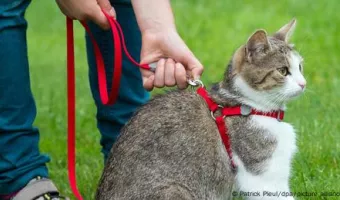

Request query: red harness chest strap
[{"left": 196, "top": 87, "right": 284, "bottom": 169}]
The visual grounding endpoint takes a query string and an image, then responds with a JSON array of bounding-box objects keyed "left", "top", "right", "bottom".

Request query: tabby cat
[{"left": 96, "top": 19, "right": 305, "bottom": 200}]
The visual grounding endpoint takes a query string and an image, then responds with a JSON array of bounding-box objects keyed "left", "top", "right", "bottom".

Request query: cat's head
[{"left": 224, "top": 19, "right": 306, "bottom": 111}]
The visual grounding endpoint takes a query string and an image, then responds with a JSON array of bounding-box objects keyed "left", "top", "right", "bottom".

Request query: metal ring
[
  {"left": 188, "top": 79, "right": 204, "bottom": 88},
  {"left": 210, "top": 105, "right": 225, "bottom": 120},
  {"left": 277, "top": 110, "right": 282, "bottom": 121},
  {"left": 240, "top": 105, "right": 251, "bottom": 116}
]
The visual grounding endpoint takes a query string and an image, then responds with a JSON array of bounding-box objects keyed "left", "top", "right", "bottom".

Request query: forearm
[{"left": 131, "top": 0, "right": 176, "bottom": 33}]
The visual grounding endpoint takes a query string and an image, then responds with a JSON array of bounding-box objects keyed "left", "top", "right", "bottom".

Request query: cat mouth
[{"left": 288, "top": 90, "right": 304, "bottom": 98}]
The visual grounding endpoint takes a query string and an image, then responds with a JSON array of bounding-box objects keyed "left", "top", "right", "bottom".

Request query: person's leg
[
  {"left": 86, "top": 1, "right": 149, "bottom": 161},
  {"left": 0, "top": 0, "right": 50, "bottom": 195}
]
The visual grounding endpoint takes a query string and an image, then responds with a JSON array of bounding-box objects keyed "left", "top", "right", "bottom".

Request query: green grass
[{"left": 26, "top": 0, "right": 339, "bottom": 199}]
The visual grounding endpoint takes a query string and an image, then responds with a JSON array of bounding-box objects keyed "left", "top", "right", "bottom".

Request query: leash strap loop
[
  {"left": 66, "top": 10, "right": 151, "bottom": 200},
  {"left": 80, "top": 11, "right": 151, "bottom": 105}
]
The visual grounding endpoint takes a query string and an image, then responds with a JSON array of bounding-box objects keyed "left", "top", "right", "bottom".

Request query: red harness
[{"left": 196, "top": 87, "right": 284, "bottom": 169}]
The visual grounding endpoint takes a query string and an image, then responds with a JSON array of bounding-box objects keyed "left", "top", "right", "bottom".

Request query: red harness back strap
[
  {"left": 196, "top": 87, "right": 284, "bottom": 169},
  {"left": 66, "top": 11, "right": 151, "bottom": 200}
]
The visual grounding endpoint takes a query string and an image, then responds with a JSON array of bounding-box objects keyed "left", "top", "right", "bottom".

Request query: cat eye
[
  {"left": 277, "top": 67, "right": 290, "bottom": 76},
  {"left": 299, "top": 63, "right": 302, "bottom": 72}
]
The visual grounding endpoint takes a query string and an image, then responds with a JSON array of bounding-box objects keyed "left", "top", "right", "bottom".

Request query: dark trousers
[{"left": 0, "top": 0, "right": 148, "bottom": 194}]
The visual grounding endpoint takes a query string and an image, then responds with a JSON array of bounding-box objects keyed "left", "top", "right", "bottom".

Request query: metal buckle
[
  {"left": 210, "top": 105, "right": 226, "bottom": 120},
  {"left": 240, "top": 105, "right": 251, "bottom": 116}
]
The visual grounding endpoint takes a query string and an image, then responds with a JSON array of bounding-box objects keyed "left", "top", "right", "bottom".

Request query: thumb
[
  {"left": 89, "top": 0, "right": 115, "bottom": 30},
  {"left": 178, "top": 51, "right": 204, "bottom": 80},
  {"left": 98, "top": 0, "right": 116, "bottom": 19},
  {"left": 140, "top": 68, "right": 155, "bottom": 91}
]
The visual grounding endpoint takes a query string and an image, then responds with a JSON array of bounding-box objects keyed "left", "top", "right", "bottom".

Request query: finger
[
  {"left": 87, "top": 4, "right": 111, "bottom": 30},
  {"left": 164, "top": 58, "right": 176, "bottom": 87},
  {"left": 190, "top": 63, "right": 204, "bottom": 80},
  {"left": 140, "top": 68, "right": 155, "bottom": 90},
  {"left": 175, "top": 63, "right": 188, "bottom": 89},
  {"left": 98, "top": 0, "right": 116, "bottom": 19},
  {"left": 154, "top": 59, "right": 166, "bottom": 88},
  {"left": 140, "top": 52, "right": 165, "bottom": 68},
  {"left": 184, "top": 55, "right": 204, "bottom": 80},
  {"left": 176, "top": 50, "right": 204, "bottom": 80},
  {"left": 143, "top": 75, "right": 155, "bottom": 91}
]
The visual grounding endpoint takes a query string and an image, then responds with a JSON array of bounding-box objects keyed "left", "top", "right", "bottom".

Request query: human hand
[
  {"left": 140, "top": 29, "right": 204, "bottom": 91},
  {"left": 56, "top": 0, "right": 116, "bottom": 29}
]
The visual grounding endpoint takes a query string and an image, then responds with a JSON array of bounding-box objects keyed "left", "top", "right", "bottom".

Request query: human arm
[{"left": 131, "top": 0, "right": 204, "bottom": 90}]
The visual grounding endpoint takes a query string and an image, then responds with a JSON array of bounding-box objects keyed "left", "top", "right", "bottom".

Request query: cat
[{"left": 96, "top": 19, "right": 305, "bottom": 200}]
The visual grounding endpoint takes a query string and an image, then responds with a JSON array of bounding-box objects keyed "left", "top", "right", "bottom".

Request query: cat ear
[
  {"left": 274, "top": 18, "right": 297, "bottom": 43},
  {"left": 246, "top": 30, "right": 271, "bottom": 62}
]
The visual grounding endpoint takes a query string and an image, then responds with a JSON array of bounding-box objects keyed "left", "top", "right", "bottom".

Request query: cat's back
[
  {"left": 96, "top": 90, "right": 234, "bottom": 200},
  {"left": 122, "top": 90, "right": 210, "bottom": 140}
]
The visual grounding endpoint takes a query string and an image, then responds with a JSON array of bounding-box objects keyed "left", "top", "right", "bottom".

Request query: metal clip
[
  {"left": 188, "top": 79, "right": 204, "bottom": 88},
  {"left": 148, "top": 62, "right": 157, "bottom": 72}
]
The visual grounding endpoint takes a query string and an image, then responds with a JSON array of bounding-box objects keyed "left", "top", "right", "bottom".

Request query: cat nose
[{"left": 298, "top": 82, "right": 306, "bottom": 89}]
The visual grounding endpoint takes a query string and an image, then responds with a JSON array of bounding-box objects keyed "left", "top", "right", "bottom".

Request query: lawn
[{"left": 26, "top": 0, "right": 339, "bottom": 199}]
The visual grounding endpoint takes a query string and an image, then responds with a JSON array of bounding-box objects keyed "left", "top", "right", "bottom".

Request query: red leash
[
  {"left": 196, "top": 87, "right": 284, "bottom": 169},
  {"left": 66, "top": 11, "right": 152, "bottom": 199}
]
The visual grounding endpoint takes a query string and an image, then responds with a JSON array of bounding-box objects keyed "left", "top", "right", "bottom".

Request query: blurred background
[{"left": 26, "top": 0, "right": 339, "bottom": 199}]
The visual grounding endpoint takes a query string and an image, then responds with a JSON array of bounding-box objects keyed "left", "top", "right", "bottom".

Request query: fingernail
[{"left": 109, "top": 8, "right": 116, "bottom": 19}]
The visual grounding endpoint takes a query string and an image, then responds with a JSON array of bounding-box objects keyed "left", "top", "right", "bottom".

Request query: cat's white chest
[
  {"left": 233, "top": 116, "right": 297, "bottom": 199},
  {"left": 252, "top": 116, "right": 297, "bottom": 176}
]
